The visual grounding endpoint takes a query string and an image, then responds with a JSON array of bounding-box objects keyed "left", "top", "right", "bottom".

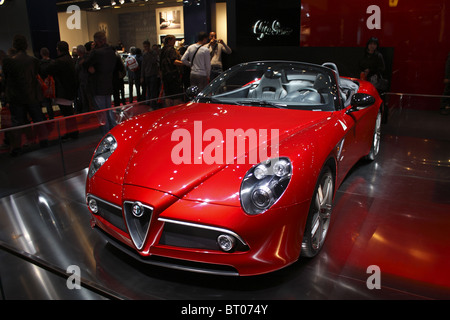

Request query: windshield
[{"left": 198, "top": 61, "right": 340, "bottom": 111}]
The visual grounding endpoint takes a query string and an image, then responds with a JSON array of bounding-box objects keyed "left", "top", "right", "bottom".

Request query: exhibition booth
[{"left": 0, "top": 0, "right": 449, "bottom": 301}]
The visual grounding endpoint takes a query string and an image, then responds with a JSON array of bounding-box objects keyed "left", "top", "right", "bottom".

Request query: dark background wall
[
  {"left": 0, "top": 0, "right": 60, "bottom": 57},
  {"left": 183, "top": 0, "right": 212, "bottom": 45},
  {"left": 225, "top": 0, "right": 449, "bottom": 105},
  {"left": 25, "top": 0, "right": 61, "bottom": 58},
  {"left": 0, "top": 0, "right": 33, "bottom": 54}
]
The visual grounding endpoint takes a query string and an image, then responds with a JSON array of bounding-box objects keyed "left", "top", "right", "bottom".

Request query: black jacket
[
  {"left": 84, "top": 45, "right": 117, "bottom": 95},
  {"left": 47, "top": 52, "right": 77, "bottom": 101},
  {"left": 3, "top": 51, "right": 42, "bottom": 105},
  {"left": 359, "top": 50, "right": 385, "bottom": 79}
]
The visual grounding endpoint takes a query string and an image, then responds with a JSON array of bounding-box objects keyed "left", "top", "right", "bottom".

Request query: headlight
[
  {"left": 88, "top": 134, "right": 117, "bottom": 178},
  {"left": 240, "top": 157, "right": 292, "bottom": 215}
]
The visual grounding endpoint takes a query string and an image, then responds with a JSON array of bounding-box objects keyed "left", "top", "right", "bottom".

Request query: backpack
[
  {"left": 125, "top": 55, "right": 139, "bottom": 72},
  {"left": 37, "top": 74, "right": 56, "bottom": 99}
]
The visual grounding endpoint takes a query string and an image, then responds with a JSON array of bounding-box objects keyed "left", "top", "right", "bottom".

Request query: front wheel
[
  {"left": 301, "top": 166, "right": 334, "bottom": 258},
  {"left": 365, "top": 110, "right": 382, "bottom": 161}
]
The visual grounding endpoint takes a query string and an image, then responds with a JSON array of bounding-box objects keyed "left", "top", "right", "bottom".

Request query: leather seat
[{"left": 249, "top": 68, "right": 287, "bottom": 100}]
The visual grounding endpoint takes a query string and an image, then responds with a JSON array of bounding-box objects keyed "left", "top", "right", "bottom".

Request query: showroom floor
[{"left": 0, "top": 104, "right": 449, "bottom": 300}]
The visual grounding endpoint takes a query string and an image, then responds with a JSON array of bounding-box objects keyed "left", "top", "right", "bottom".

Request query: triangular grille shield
[{"left": 123, "top": 201, "right": 153, "bottom": 250}]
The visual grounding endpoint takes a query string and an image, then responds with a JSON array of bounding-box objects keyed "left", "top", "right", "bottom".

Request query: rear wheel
[{"left": 301, "top": 166, "right": 334, "bottom": 258}]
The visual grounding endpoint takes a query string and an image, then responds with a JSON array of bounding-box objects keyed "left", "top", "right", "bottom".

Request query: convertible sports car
[{"left": 85, "top": 61, "right": 383, "bottom": 276}]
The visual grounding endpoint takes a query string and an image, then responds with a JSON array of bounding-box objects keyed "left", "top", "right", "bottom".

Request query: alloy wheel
[
  {"left": 310, "top": 171, "right": 334, "bottom": 250},
  {"left": 301, "top": 167, "right": 334, "bottom": 257}
]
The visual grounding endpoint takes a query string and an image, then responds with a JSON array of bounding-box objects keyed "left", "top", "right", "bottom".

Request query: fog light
[
  {"left": 88, "top": 198, "right": 98, "bottom": 213},
  {"left": 217, "top": 234, "right": 236, "bottom": 252}
]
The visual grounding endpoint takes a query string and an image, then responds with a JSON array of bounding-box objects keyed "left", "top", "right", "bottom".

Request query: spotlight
[
  {"left": 119, "top": 0, "right": 125, "bottom": 4},
  {"left": 111, "top": 0, "right": 116, "bottom": 5},
  {"left": 93, "top": 1, "right": 101, "bottom": 10}
]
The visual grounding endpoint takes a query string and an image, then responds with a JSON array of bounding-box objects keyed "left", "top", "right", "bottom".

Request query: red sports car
[{"left": 86, "top": 61, "right": 382, "bottom": 276}]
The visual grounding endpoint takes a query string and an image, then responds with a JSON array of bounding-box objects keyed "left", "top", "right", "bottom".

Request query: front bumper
[{"left": 86, "top": 176, "right": 309, "bottom": 276}]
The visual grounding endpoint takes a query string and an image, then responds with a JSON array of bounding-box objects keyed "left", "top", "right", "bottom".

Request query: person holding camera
[{"left": 207, "top": 31, "right": 232, "bottom": 81}]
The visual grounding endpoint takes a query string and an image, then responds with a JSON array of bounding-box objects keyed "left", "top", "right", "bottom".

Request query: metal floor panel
[{"left": 0, "top": 108, "right": 449, "bottom": 300}]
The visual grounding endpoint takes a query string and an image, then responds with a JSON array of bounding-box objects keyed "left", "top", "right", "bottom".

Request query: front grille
[
  {"left": 159, "top": 219, "right": 249, "bottom": 252},
  {"left": 159, "top": 222, "right": 221, "bottom": 250},
  {"left": 123, "top": 201, "right": 153, "bottom": 250}
]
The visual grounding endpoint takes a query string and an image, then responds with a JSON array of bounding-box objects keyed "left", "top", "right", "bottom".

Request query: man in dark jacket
[
  {"left": 141, "top": 40, "right": 159, "bottom": 108},
  {"left": 84, "top": 31, "right": 117, "bottom": 134},
  {"left": 38, "top": 47, "right": 55, "bottom": 119},
  {"left": 2, "top": 34, "right": 48, "bottom": 155},
  {"left": 47, "top": 41, "right": 79, "bottom": 140}
]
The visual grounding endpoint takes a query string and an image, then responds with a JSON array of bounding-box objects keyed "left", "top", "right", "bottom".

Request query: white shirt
[{"left": 181, "top": 43, "right": 211, "bottom": 77}]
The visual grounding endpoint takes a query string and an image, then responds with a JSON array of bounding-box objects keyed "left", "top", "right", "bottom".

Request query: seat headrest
[
  {"left": 264, "top": 67, "right": 281, "bottom": 79},
  {"left": 314, "top": 73, "right": 329, "bottom": 90}
]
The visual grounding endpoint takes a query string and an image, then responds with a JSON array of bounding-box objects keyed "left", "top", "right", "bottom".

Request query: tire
[
  {"left": 365, "top": 110, "right": 382, "bottom": 161},
  {"left": 301, "top": 166, "right": 334, "bottom": 258}
]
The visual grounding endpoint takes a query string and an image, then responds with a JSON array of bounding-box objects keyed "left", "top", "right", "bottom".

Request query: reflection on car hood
[{"left": 123, "top": 102, "right": 331, "bottom": 198}]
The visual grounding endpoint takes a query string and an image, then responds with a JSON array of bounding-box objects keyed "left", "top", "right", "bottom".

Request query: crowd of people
[
  {"left": 0, "top": 31, "right": 232, "bottom": 156},
  {"left": 9, "top": 32, "right": 445, "bottom": 158}
]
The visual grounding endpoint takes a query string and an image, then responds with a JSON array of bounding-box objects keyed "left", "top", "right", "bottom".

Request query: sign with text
[{"left": 236, "top": 0, "right": 300, "bottom": 46}]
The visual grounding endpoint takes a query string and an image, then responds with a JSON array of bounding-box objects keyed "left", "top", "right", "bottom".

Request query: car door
[{"left": 334, "top": 98, "right": 377, "bottom": 185}]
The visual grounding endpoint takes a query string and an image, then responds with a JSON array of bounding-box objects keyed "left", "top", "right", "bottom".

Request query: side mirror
[
  {"left": 186, "top": 86, "right": 200, "bottom": 100},
  {"left": 349, "top": 93, "right": 375, "bottom": 112}
]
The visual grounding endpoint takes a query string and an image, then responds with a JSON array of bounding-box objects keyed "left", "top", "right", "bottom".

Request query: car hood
[{"left": 122, "top": 102, "right": 331, "bottom": 200}]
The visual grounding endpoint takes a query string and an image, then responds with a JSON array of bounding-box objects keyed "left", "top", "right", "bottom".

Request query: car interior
[{"left": 203, "top": 62, "right": 360, "bottom": 111}]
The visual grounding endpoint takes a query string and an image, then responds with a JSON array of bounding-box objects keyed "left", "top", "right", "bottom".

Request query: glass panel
[
  {"left": 0, "top": 121, "right": 64, "bottom": 197},
  {"left": 0, "top": 95, "right": 184, "bottom": 198},
  {"left": 383, "top": 93, "right": 450, "bottom": 140}
]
